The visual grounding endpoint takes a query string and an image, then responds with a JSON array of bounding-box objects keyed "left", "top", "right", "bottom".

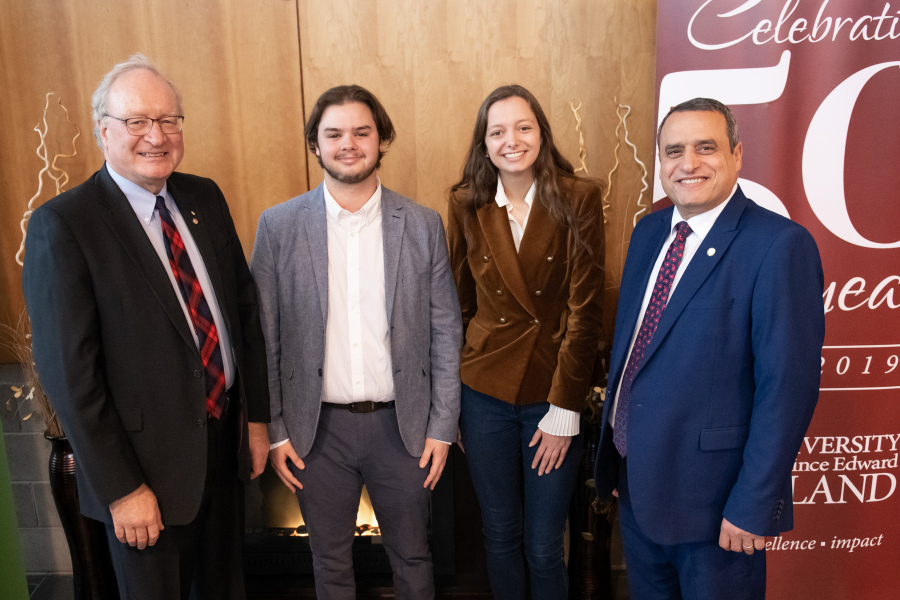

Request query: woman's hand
[{"left": 529, "top": 429, "right": 572, "bottom": 476}]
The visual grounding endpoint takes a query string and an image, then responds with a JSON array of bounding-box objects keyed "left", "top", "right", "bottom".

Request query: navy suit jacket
[{"left": 594, "top": 186, "right": 825, "bottom": 545}]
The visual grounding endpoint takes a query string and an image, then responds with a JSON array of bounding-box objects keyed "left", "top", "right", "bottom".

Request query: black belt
[{"left": 323, "top": 401, "right": 395, "bottom": 413}]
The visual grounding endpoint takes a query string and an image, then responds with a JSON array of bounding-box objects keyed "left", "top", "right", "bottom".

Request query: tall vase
[{"left": 46, "top": 435, "right": 119, "bottom": 600}]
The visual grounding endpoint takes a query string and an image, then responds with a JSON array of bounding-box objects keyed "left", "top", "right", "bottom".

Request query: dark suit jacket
[
  {"left": 594, "top": 187, "right": 825, "bottom": 545},
  {"left": 22, "top": 164, "right": 270, "bottom": 525},
  {"left": 447, "top": 176, "right": 605, "bottom": 410}
]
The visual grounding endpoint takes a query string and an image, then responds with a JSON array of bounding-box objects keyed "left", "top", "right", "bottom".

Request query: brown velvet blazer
[{"left": 447, "top": 176, "right": 605, "bottom": 411}]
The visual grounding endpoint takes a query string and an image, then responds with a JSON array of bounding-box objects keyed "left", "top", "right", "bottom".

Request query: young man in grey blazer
[{"left": 251, "top": 85, "right": 462, "bottom": 600}]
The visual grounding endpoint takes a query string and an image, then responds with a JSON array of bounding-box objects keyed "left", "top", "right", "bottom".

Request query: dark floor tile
[{"left": 30, "top": 575, "right": 74, "bottom": 600}]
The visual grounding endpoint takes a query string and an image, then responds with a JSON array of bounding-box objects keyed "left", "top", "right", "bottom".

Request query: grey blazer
[{"left": 251, "top": 184, "right": 462, "bottom": 457}]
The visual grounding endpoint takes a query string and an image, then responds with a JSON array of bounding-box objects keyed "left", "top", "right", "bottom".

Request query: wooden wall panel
[
  {"left": 297, "top": 0, "right": 658, "bottom": 347},
  {"left": 0, "top": 0, "right": 307, "bottom": 361},
  {"left": 1, "top": 0, "right": 659, "bottom": 362}
]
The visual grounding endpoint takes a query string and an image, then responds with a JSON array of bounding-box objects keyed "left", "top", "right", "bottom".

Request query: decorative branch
[
  {"left": 568, "top": 99, "right": 589, "bottom": 176},
  {"left": 16, "top": 92, "right": 81, "bottom": 266},
  {"left": 602, "top": 103, "right": 624, "bottom": 226},
  {"left": 615, "top": 101, "right": 649, "bottom": 227},
  {"left": 602, "top": 98, "right": 649, "bottom": 229},
  {"left": 3, "top": 92, "right": 79, "bottom": 438}
]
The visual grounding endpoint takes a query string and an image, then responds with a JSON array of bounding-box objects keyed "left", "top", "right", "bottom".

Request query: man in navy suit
[{"left": 594, "top": 98, "right": 825, "bottom": 599}]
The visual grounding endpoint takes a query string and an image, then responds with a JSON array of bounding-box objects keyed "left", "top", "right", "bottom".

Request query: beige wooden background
[{"left": 0, "top": 0, "right": 657, "bottom": 363}]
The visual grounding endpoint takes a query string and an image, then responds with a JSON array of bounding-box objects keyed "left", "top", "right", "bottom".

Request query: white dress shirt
[
  {"left": 495, "top": 179, "right": 580, "bottom": 437},
  {"left": 108, "top": 163, "right": 235, "bottom": 389},
  {"left": 609, "top": 185, "right": 737, "bottom": 426},
  {"left": 320, "top": 180, "right": 395, "bottom": 405}
]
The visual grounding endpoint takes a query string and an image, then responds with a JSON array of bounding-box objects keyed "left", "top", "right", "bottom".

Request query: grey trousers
[{"left": 291, "top": 404, "right": 434, "bottom": 600}]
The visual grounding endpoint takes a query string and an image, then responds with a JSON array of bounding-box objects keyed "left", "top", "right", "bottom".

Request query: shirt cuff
[
  {"left": 538, "top": 404, "right": 581, "bottom": 436},
  {"left": 270, "top": 438, "right": 289, "bottom": 450}
]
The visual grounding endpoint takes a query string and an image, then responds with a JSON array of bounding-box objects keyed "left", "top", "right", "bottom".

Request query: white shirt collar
[
  {"left": 494, "top": 179, "right": 536, "bottom": 210},
  {"left": 105, "top": 162, "right": 171, "bottom": 220},
  {"left": 672, "top": 183, "right": 737, "bottom": 241},
  {"left": 323, "top": 178, "right": 383, "bottom": 225}
]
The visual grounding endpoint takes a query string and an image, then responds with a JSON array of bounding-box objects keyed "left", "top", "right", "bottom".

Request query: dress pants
[
  {"left": 290, "top": 404, "right": 433, "bottom": 600},
  {"left": 617, "top": 457, "right": 766, "bottom": 600},
  {"left": 105, "top": 399, "right": 245, "bottom": 600},
  {"left": 459, "top": 384, "right": 582, "bottom": 600}
]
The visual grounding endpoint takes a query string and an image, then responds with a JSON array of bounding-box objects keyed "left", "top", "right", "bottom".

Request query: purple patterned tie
[
  {"left": 613, "top": 221, "right": 692, "bottom": 456},
  {"left": 156, "top": 196, "right": 227, "bottom": 419}
]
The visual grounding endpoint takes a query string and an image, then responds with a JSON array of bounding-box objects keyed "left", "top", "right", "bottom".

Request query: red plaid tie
[
  {"left": 613, "top": 221, "right": 692, "bottom": 456},
  {"left": 155, "top": 196, "right": 227, "bottom": 419}
]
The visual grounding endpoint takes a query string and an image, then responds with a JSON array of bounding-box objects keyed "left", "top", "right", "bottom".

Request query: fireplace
[
  {"left": 243, "top": 431, "right": 606, "bottom": 598},
  {"left": 244, "top": 451, "right": 457, "bottom": 579}
]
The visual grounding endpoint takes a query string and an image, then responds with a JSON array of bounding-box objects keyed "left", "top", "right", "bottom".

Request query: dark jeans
[{"left": 459, "top": 384, "right": 582, "bottom": 600}]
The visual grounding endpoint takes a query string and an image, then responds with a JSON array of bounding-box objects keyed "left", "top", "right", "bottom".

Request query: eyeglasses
[{"left": 105, "top": 115, "right": 184, "bottom": 135}]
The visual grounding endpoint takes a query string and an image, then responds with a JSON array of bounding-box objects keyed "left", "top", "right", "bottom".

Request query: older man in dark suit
[{"left": 22, "top": 54, "right": 270, "bottom": 600}]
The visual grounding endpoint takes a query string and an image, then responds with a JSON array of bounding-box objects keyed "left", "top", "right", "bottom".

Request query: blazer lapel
[
  {"left": 516, "top": 198, "right": 557, "bottom": 289},
  {"left": 381, "top": 189, "right": 405, "bottom": 325},
  {"left": 168, "top": 179, "right": 232, "bottom": 336},
  {"left": 610, "top": 209, "right": 670, "bottom": 381},
  {"left": 303, "top": 186, "right": 330, "bottom": 327},
  {"left": 640, "top": 191, "right": 748, "bottom": 367},
  {"left": 94, "top": 166, "right": 198, "bottom": 353},
  {"left": 476, "top": 202, "right": 535, "bottom": 314}
]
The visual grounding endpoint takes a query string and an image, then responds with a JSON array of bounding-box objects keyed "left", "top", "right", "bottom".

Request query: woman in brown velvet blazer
[{"left": 447, "top": 85, "right": 605, "bottom": 600}]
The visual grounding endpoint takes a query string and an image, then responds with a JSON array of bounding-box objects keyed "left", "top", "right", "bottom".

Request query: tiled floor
[{"left": 26, "top": 575, "right": 73, "bottom": 600}]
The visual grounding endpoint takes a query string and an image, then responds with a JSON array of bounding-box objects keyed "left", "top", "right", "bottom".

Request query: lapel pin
[
  {"left": 193, "top": 218, "right": 199, "bottom": 225},
  {"left": 707, "top": 248, "right": 716, "bottom": 257}
]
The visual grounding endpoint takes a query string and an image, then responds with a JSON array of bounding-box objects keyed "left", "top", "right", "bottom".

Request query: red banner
[{"left": 654, "top": 1, "right": 900, "bottom": 597}]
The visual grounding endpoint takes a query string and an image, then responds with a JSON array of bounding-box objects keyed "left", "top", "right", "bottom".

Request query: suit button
[
  {"left": 483, "top": 256, "right": 489, "bottom": 262},
  {"left": 499, "top": 317, "right": 507, "bottom": 324},
  {"left": 496, "top": 289, "right": 503, "bottom": 296},
  {"left": 196, "top": 419, "right": 205, "bottom": 428},
  {"left": 534, "top": 290, "right": 542, "bottom": 296},
  {"left": 533, "top": 319, "right": 539, "bottom": 325},
  {"left": 546, "top": 256, "right": 554, "bottom": 262},
  {"left": 193, "top": 369, "right": 202, "bottom": 378}
]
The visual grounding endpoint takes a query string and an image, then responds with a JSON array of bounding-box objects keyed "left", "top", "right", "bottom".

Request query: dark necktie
[
  {"left": 155, "top": 196, "right": 227, "bottom": 419},
  {"left": 613, "top": 221, "right": 692, "bottom": 456}
]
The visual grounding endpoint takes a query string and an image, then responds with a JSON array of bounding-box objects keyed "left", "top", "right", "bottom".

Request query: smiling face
[
  {"left": 658, "top": 110, "right": 742, "bottom": 219},
  {"left": 315, "top": 101, "right": 382, "bottom": 188},
  {"left": 484, "top": 96, "right": 541, "bottom": 183},
  {"left": 99, "top": 69, "right": 184, "bottom": 194}
]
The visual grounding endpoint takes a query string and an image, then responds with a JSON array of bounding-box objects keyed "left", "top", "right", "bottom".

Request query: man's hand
[
  {"left": 719, "top": 517, "right": 765, "bottom": 554},
  {"left": 109, "top": 484, "right": 164, "bottom": 550},
  {"left": 528, "top": 429, "right": 572, "bottom": 476},
  {"left": 419, "top": 438, "right": 450, "bottom": 490},
  {"left": 269, "top": 441, "right": 305, "bottom": 493},
  {"left": 248, "top": 422, "right": 269, "bottom": 480}
]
